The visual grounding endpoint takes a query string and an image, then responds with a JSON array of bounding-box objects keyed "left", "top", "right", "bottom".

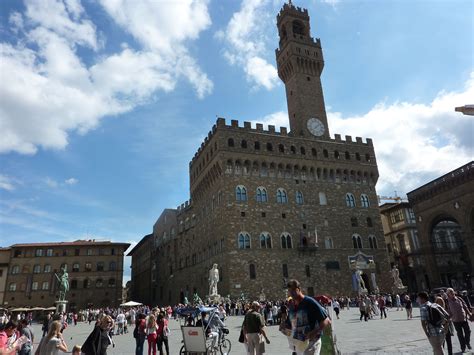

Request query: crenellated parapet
[{"left": 277, "top": 2, "right": 309, "bottom": 23}]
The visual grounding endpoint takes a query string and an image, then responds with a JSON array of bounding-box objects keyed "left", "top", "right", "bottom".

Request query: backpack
[{"left": 428, "top": 304, "right": 448, "bottom": 326}]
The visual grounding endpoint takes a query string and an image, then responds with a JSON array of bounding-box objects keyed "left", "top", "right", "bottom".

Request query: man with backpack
[{"left": 418, "top": 291, "right": 449, "bottom": 355}]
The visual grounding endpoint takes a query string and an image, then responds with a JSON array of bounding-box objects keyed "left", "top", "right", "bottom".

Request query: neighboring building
[
  {"left": 135, "top": 2, "right": 392, "bottom": 305},
  {"left": 127, "top": 234, "right": 153, "bottom": 304},
  {"left": 380, "top": 202, "right": 424, "bottom": 292},
  {"left": 407, "top": 161, "right": 474, "bottom": 291},
  {"left": 0, "top": 248, "right": 11, "bottom": 305},
  {"left": 3, "top": 240, "right": 130, "bottom": 310}
]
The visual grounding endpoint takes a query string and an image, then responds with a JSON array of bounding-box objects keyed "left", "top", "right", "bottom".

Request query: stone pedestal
[
  {"left": 392, "top": 286, "right": 408, "bottom": 295},
  {"left": 55, "top": 300, "right": 68, "bottom": 314}
]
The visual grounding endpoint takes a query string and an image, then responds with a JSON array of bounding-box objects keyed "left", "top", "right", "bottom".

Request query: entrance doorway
[{"left": 361, "top": 273, "right": 371, "bottom": 294}]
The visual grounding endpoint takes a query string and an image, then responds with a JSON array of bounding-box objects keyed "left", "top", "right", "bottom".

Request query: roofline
[
  {"left": 10, "top": 241, "right": 131, "bottom": 248},
  {"left": 126, "top": 234, "right": 153, "bottom": 256}
]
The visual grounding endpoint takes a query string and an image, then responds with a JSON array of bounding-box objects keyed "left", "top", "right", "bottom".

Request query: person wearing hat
[{"left": 243, "top": 302, "right": 270, "bottom": 355}]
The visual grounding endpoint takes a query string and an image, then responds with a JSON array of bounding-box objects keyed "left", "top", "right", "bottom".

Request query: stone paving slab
[{"left": 27, "top": 309, "right": 473, "bottom": 354}]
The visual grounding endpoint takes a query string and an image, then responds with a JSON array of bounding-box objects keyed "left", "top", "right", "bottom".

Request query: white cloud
[
  {"left": 44, "top": 177, "right": 59, "bottom": 188},
  {"left": 0, "top": 0, "right": 213, "bottom": 155},
  {"left": 64, "top": 178, "right": 78, "bottom": 185},
  {"left": 254, "top": 74, "right": 474, "bottom": 196},
  {"left": 320, "top": 0, "right": 340, "bottom": 8},
  {"left": 0, "top": 175, "right": 17, "bottom": 191},
  {"left": 217, "top": 0, "right": 279, "bottom": 90}
]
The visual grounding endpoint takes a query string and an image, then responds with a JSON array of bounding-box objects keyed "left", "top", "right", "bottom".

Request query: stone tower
[{"left": 276, "top": 2, "right": 329, "bottom": 139}]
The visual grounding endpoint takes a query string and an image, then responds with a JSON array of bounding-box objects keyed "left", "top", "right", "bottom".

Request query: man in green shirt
[{"left": 243, "top": 302, "right": 270, "bottom": 355}]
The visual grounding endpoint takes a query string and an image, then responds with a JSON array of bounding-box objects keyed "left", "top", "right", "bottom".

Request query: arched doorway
[{"left": 430, "top": 217, "right": 470, "bottom": 289}]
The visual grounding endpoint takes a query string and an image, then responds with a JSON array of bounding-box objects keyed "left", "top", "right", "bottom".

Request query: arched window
[
  {"left": 356, "top": 153, "right": 361, "bottom": 161},
  {"left": 279, "top": 144, "right": 285, "bottom": 153},
  {"left": 323, "top": 149, "right": 329, "bottom": 158},
  {"left": 83, "top": 279, "right": 91, "bottom": 289},
  {"left": 311, "top": 148, "right": 317, "bottom": 157},
  {"left": 266, "top": 142, "right": 273, "bottom": 151},
  {"left": 97, "top": 262, "right": 104, "bottom": 271},
  {"left": 260, "top": 233, "right": 272, "bottom": 248},
  {"left": 296, "top": 191, "right": 304, "bottom": 205},
  {"left": 360, "top": 194, "right": 370, "bottom": 208},
  {"left": 300, "top": 147, "right": 306, "bottom": 155},
  {"left": 319, "top": 192, "right": 327, "bottom": 205},
  {"left": 108, "top": 278, "right": 116, "bottom": 287},
  {"left": 72, "top": 263, "right": 79, "bottom": 272},
  {"left": 345, "top": 193, "right": 356, "bottom": 207},
  {"left": 369, "top": 236, "right": 378, "bottom": 249},
  {"left": 281, "top": 233, "right": 293, "bottom": 249},
  {"left": 33, "top": 265, "right": 41, "bottom": 273},
  {"left": 95, "top": 279, "right": 103, "bottom": 288},
  {"left": 109, "top": 261, "right": 116, "bottom": 271},
  {"left": 241, "top": 140, "right": 247, "bottom": 148},
  {"left": 9, "top": 283, "right": 16, "bottom": 291},
  {"left": 44, "top": 264, "right": 51, "bottom": 273},
  {"left": 365, "top": 153, "right": 371, "bottom": 162},
  {"left": 334, "top": 151, "right": 340, "bottom": 159},
  {"left": 351, "top": 217, "right": 358, "bottom": 227},
  {"left": 42, "top": 281, "right": 49, "bottom": 290},
  {"left": 367, "top": 217, "right": 373, "bottom": 227},
  {"left": 291, "top": 146, "right": 296, "bottom": 154},
  {"left": 276, "top": 188, "right": 288, "bottom": 204},
  {"left": 228, "top": 138, "right": 234, "bottom": 147},
  {"left": 352, "top": 234, "right": 362, "bottom": 249},
  {"left": 238, "top": 232, "right": 251, "bottom": 249},
  {"left": 256, "top": 187, "right": 268, "bottom": 202},
  {"left": 11, "top": 265, "right": 20, "bottom": 274},
  {"left": 345, "top": 151, "right": 351, "bottom": 160},
  {"left": 235, "top": 185, "right": 247, "bottom": 202},
  {"left": 431, "top": 219, "right": 462, "bottom": 250},
  {"left": 254, "top": 141, "right": 260, "bottom": 150},
  {"left": 249, "top": 264, "right": 256, "bottom": 279}
]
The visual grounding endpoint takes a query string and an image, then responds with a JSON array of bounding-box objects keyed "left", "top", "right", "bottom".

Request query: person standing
[
  {"left": 145, "top": 315, "right": 157, "bottom": 355},
  {"left": 418, "top": 292, "right": 448, "bottom": 355},
  {"left": 395, "top": 294, "right": 401, "bottom": 311},
  {"left": 405, "top": 295, "right": 413, "bottom": 319},
  {"left": 435, "top": 294, "right": 453, "bottom": 355},
  {"left": 332, "top": 300, "right": 340, "bottom": 320},
  {"left": 446, "top": 288, "right": 472, "bottom": 352},
  {"left": 134, "top": 314, "right": 146, "bottom": 355},
  {"left": 81, "top": 316, "right": 114, "bottom": 355},
  {"left": 35, "top": 320, "right": 68, "bottom": 355},
  {"left": 18, "top": 319, "right": 33, "bottom": 355},
  {"left": 378, "top": 296, "right": 387, "bottom": 319},
  {"left": 243, "top": 302, "right": 270, "bottom": 355},
  {"left": 284, "top": 280, "right": 330, "bottom": 355},
  {"left": 358, "top": 297, "right": 367, "bottom": 322}
]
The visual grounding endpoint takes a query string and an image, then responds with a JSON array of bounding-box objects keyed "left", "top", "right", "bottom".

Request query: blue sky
[{"left": 0, "top": 0, "right": 472, "bottom": 283}]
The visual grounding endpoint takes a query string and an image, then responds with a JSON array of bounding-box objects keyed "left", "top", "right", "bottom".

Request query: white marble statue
[
  {"left": 355, "top": 269, "right": 367, "bottom": 292},
  {"left": 391, "top": 266, "right": 405, "bottom": 288},
  {"left": 208, "top": 263, "right": 219, "bottom": 296}
]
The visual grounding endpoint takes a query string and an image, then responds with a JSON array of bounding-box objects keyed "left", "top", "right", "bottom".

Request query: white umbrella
[{"left": 120, "top": 301, "right": 142, "bottom": 307}]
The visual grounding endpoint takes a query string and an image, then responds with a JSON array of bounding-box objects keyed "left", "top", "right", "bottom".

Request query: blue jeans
[{"left": 135, "top": 335, "right": 146, "bottom": 355}]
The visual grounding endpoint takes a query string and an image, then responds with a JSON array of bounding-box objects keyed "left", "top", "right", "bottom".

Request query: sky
[{"left": 0, "top": 0, "right": 473, "bottom": 284}]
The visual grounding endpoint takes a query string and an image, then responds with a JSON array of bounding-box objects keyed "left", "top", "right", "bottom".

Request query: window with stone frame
[
  {"left": 319, "top": 192, "right": 327, "bottom": 205},
  {"left": 228, "top": 138, "right": 234, "bottom": 147},
  {"left": 32, "top": 282, "right": 38, "bottom": 291},
  {"left": 281, "top": 233, "right": 293, "bottom": 249},
  {"left": 352, "top": 234, "right": 363, "bottom": 249},
  {"left": 95, "top": 279, "right": 103, "bottom": 288},
  {"left": 324, "top": 237, "right": 334, "bottom": 249},
  {"left": 46, "top": 249, "right": 53, "bottom": 257},
  {"left": 109, "top": 261, "right": 116, "bottom": 271},
  {"left": 259, "top": 233, "right": 272, "bottom": 248},
  {"left": 9, "top": 283, "right": 16, "bottom": 291},
  {"left": 108, "top": 278, "right": 116, "bottom": 287},
  {"left": 235, "top": 185, "right": 248, "bottom": 202},
  {"left": 35, "top": 249, "right": 43, "bottom": 257},
  {"left": 71, "top": 280, "right": 78, "bottom": 289},
  {"left": 360, "top": 194, "right": 370, "bottom": 208},
  {"left": 33, "top": 264, "right": 41, "bottom": 274},
  {"left": 296, "top": 191, "right": 304, "bottom": 205},
  {"left": 44, "top": 264, "right": 51, "bottom": 273},
  {"left": 42, "top": 281, "right": 49, "bottom": 290},
  {"left": 366, "top": 217, "right": 373, "bottom": 227},
  {"left": 238, "top": 232, "right": 251, "bottom": 249},
  {"left": 368, "top": 235, "right": 378, "bottom": 249},
  {"left": 85, "top": 263, "right": 92, "bottom": 272},
  {"left": 249, "top": 264, "right": 256, "bottom": 279},
  {"left": 256, "top": 187, "right": 268, "bottom": 202},
  {"left": 276, "top": 188, "right": 288, "bottom": 204},
  {"left": 97, "top": 262, "right": 104, "bottom": 272},
  {"left": 11, "top": 265, "right": 20, "bottom": 274},
  {"left": 345, "top": 193, "right": 356, "bottom": 207}
]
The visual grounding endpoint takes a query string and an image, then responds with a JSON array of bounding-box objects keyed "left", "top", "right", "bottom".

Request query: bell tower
[{"left": 276, "top": 2, "right": 329, "bottom": 139}]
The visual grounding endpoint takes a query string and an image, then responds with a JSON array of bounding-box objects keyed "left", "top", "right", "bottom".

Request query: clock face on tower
[{"left": 307, "top": 118, "right": 325, "bottom": 136}]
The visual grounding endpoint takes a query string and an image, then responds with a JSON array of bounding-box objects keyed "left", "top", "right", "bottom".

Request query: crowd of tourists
[{"left": 0, "top": 282, "right": 472, "bottom": 355}]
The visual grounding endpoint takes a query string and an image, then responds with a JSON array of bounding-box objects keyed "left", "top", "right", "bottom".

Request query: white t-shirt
[{"left": 116, "top": 314, "right": 125, "bottom": 324}]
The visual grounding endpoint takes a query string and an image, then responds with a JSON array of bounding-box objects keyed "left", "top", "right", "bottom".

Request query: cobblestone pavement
[
  {"left": 332, "top": 306, "right": 473, "bottom": 355},
  {"left": 27, "top": 309, "right": 473, "bottom": 355}
]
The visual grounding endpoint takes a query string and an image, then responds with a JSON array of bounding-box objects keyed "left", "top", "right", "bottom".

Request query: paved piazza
[{"left": 27, "top": 307, "right": 473, "bottom": 354}]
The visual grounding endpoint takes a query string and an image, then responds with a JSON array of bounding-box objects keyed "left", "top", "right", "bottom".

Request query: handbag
[{"left": 238, "top": 328, "right": 245, "bottom": 343}]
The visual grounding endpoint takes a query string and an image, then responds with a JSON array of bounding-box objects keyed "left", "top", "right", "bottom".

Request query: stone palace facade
[{"left": 132, "top": 2, "right": 392, "bottom": 304}]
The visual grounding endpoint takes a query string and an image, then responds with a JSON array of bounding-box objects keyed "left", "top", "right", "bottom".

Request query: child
[{"left": 72, "top": 345, "right": 81, "bottom": 355}]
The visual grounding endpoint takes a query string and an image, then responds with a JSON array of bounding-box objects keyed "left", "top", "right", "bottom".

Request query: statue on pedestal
[
  {"left": 391, "top": 266, "right": 405, "bottom": 288},
  {"left": 355, "top": 269, "right": 367, "bottom": 294},
  {"left": 208, "top": 264, "right": 219, "bottom": 296},
  {"left": 54, "top": 265, "right": 69, "bottom": 302}
]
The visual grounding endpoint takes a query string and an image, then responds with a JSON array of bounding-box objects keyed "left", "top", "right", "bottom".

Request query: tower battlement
[{"left": 277, "top": 3, "right": 309, "bottom": 23}]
